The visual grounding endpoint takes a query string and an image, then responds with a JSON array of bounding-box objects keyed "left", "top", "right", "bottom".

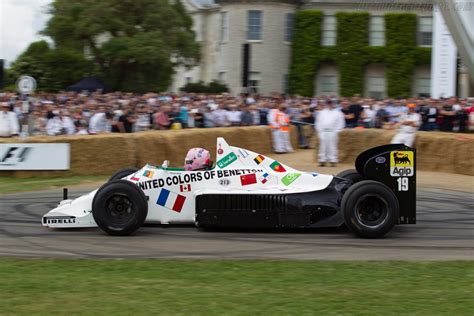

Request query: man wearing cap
[
  {"left": 391, "top": 103, "right": 421, "bottom": 147},
  {"left": 0, "top": 102, "right": 20, "bottom": 137},
  {"left": 315, "top": 99, "right": 345, "bottom": 167}
]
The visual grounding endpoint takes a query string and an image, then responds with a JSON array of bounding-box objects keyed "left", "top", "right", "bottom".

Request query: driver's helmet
[{"left": 184, "top": 148, "right": 212, "bottom": 171}]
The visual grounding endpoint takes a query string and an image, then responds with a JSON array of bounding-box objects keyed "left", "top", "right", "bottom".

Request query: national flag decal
[
  {"left": 156, "top": 189, "right": 186, "bottom": 213},
  {"left": 130, "top": 176, "right": 140, "bottom": 182},
  {"left": 259, "top": 172, "right": 270, "bottom": 184},
  {"left": 240, "top": 174, "right": 257, "bottom": 186},
  {"left": 180, "top": 184, "right": 191, "bottom": 192},
  {"left": 254, "top": 155, "right": 265, "bottom": 165},
  {"left": 270, "top": 161, "right": 286, "bottom": 172},
  {"left": 143, "top": 170, "right": 154, "bottom": 178}
]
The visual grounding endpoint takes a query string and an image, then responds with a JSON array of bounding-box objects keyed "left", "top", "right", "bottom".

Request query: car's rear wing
[{"left": 355, "top": 144, "right": 416, "bottom": 224}]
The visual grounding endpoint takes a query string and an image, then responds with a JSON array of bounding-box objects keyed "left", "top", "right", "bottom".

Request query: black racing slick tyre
[
  {"left": 92, "top": 179, "right": 148, "bottom": 236},
  {"left": 108, "top": 167, "right": 139, "bottom": 182},
  {"left": 336, "top": 169, "right": 363, "bottom": 184},
  {"left": 341, "top": 180, "right": 399, "bottom": 238}
]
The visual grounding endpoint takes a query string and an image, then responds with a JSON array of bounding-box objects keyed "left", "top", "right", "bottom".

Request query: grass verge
[
  {"left": 0, "top": 259, "right": 472, "bottom": 315},
  {"left": 0, "top": 176, "right": 106, "bottom": 194}
]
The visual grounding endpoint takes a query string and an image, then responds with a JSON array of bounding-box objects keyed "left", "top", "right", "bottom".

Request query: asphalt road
[{"left": 0, "top": 187, "right": 472, "bottom": 260}]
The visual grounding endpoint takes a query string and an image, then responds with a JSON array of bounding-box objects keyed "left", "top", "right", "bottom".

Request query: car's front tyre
[
  {"left": 341, "top": 180, "right": 399, "bottom": 238},
  {"left": 92, "top": 180, "right": 148, "bottom": 236}
]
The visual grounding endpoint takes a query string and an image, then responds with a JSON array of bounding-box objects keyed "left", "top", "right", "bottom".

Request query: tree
[
  {"left": 8, "top": 40, "right": 94, "bottom": 91},
  {"left": 42, "top": 0, "right": 200, "bottom": 93},
  {"left": 8, "top": 41, "right": 51, "bottom": 88}
]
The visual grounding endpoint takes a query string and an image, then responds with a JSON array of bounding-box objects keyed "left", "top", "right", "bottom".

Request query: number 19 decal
[{"left": 397, "top": 177, "right": 409, "bottom": 191}]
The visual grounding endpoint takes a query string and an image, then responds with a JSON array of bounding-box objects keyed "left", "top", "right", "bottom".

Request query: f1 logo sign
[{"left": 0, "top": 147, "right": 32, "bottom": 165}]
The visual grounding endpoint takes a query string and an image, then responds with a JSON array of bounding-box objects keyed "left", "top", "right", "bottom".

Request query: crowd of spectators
[{"left": 0, "top": 91, "right": 473, "bottom": 138}]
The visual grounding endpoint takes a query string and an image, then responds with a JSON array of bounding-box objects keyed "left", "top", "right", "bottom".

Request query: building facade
[{"left": 171, "top": 0, "right": 471, "bottom": 97}]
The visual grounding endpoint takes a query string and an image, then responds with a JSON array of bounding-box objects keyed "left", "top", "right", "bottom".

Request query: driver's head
[{"left": 184, "top": 148, "right": 212, "bottom": 171}]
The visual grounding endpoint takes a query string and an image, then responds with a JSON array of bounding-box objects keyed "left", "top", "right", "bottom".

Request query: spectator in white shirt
[
  {"left": 212, "top": 104, "right": 229, "bottom": 127},
  {"left": 89, "top": 106, "right": 110, "bottom": 134},
  {"left": 0, "top": 102, "right": 19, "bottom": 137},
  {"left": 46, "top": 110, "right": 75, "bottom": 136},
  {"left": 391, "top": 103, "right": 421, "bottom": 147},
  {"left": 226, "top": 104, "right": 242, "bottom": 126},
  {"left": 134, "top": 105, "right": 151, "bottom": 132}
]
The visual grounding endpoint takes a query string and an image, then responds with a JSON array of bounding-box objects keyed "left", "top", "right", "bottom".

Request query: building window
[
  {"left": 320, "top": 75, "right": 337, "bottom": 95},
  {"left": 218, "top": 72, "right": 226, "bottom": 84},
  {"left": 367, "top": 76, "right": 386, "bottom": 99},
  {"left": 247, "top": 10, "right": 262, "bottom": 41},
  {"left": 285, "top": 13, "right": 294, "bottom": 42},
  {"left": 220, "top": 12, "right": 229, "bottom": 42},
  {"left": 418, "top": 16, "right": 433, "bottom": 46},
  {"left": 369, "top": 16, "right": 385, "bottom": 46},
  {"left": 321, "top": 15, "right": 337, "bottom": 46},
  {"left": 416, "top": 77, "right": 431, "bottom": 97},
  {"left": 248, "top": 72, "right": 261, "bottom": 93}
]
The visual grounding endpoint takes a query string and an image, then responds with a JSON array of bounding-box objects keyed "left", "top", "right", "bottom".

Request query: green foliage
[
  {"left": 289, "top": 10, "right": 323, "bottom": 96},
  {"left": 335, "top": 12, "right": 369, "bottom": 96},
  {"left": 180, "top": 80, "right": 229, "bottom": 94},
  {"left": 42, "top": 0, "right": 200, "bottom": 92},
  {"left": 289, "top": 12, "right": 431, "bottom": 97},
  {"left": 2, "top": 68, "right": 16, "bottom": 91},
  {"left": 385, "top": 13, "right": 418, "bottom": 98},
  {"left": 8, "top": 40, "right": 94, "bottom": 91}
]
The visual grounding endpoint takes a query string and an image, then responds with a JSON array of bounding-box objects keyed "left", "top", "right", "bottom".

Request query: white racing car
[{"left": 42, "top": 137, "right": 416, "bottom": 238}]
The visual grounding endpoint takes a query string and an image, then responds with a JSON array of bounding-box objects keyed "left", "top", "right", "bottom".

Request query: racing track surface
[{"left": 0, "top": 187, "right": 473, "bottom": 260}]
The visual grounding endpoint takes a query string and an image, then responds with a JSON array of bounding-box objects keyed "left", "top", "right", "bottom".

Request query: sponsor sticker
[
  {"left": 217, "top": 144, "right": 224, "bottom": 155},
  {"left": 238, "top": 149, "right": 249, "bottom": 158},
  {"left": 311, "top": 172, "right": 318, "bottom": 177},
  {"left": 217, "top": 152, "right": 237, "bottom": 168},
  {"left": 240, "top": 174, "right": 257, "bottom": 186},
  {"left": 44, "top": 216, "right": 76, "bottom": 224},
  {"left": 390, "top": 151, "right": 414, "bottom": 177},
  {"left": 156, "top": 188, "right": 186, "bottom": 213},
  {"left": 375, "top": 156, "right": 386, "bottom": 164},
  {"left": 270, "top": 161, "right": 286, "bottom": 172},
  {"left": 281, "top": 173, "right": 301, "bottom": 186}
]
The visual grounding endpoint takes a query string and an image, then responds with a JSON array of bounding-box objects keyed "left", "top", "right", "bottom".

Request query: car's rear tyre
[
  {"left": 336, "top": 169, "right": 363, "bottom": 184},
  {"left": 341, "top": 180, "right": 399, "bottom": 238},
  {"left": 92, "top": 179, "right": 148, "bottom": 236},
  {"left": 108, "top": 167, "right": 139, "bottom": 182}
]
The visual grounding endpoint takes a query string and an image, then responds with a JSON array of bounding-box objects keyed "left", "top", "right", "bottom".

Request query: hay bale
[
  {"left": 0, "top": 134, "right": 136, "bottom": 178},
  {"left": 1, "top": 128, "right": 472, "bottom": 177}
]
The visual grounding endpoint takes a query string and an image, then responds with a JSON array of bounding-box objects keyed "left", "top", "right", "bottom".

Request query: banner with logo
[
  {"left": 430, "top": 5, "right": 458, "bottom": 99},
  {"left": 0, "top": 143, "right": 70, "bottom": 170}
]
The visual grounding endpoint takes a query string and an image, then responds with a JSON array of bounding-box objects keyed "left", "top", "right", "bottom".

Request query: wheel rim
[
  {"left": 354, "top": 194, "right": 389, "bottom": 229},
  {"left": 104, "top": 194, "right": 135, "bottom": 226}
]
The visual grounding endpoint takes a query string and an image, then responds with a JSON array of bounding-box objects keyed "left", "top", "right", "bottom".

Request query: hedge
[{"left": 289, "top": 11, "right": 431, "bottom": 97}]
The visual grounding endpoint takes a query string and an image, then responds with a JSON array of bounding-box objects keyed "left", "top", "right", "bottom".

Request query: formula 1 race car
[{"left": 42, "top": 137, "right": 416, "bottom": 238}]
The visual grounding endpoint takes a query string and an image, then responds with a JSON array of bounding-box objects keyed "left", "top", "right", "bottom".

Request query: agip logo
[{"left": 390, "top": 151, "right": 414, "bottom": 177}]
